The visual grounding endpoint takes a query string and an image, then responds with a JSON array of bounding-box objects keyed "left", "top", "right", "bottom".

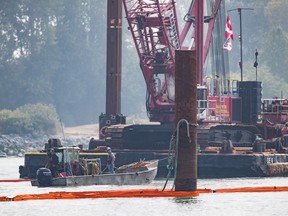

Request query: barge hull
[{"left": 20, "top": 151, "right": 288, "bottom": 179}]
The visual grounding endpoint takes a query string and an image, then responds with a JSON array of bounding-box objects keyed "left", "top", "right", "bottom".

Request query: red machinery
[
  {"left": 97, "top": 0, "right": 287, "bottom": 150},
  {"left": 123, "top": 0, "right": 179, "bottom": 123},
  {"left": 122, "top": 0, "right": 225, "bottom": 124}
]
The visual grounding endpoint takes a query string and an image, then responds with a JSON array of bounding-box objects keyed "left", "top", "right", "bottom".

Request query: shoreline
[{"left": 62, "top": 124, "right": 99, "bottom": 137}]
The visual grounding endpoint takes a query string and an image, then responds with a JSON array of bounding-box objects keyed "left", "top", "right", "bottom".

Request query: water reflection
[{"left": 174, "top": 196, "right": 199, "bottom": 204}]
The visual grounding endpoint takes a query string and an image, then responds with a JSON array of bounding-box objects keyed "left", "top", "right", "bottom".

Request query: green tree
[
  {"left": 0, "top": 103, "right": 60, "bottom": 137},
  {"left": 0, "top": 0, "right": 62, "bottom": 108},
  {"left": 52, "top": 0, "right": 107, "bottom": 125},
  {"left": 0, "top": 0, "right": 108, "bottom": 126},
  {"left": 265, "top": 0, "right": 288, "bottom": 32},
  {"left": 240, "top": 60, "right": 288, "bottom": 99},
  {"left": 260, "top": 27, "right": 288, "bottom": 78}
]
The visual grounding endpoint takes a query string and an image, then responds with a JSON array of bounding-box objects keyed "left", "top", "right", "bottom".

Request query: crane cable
[{"left": 162, "top": 131, "right": 176, "bottom": 191}]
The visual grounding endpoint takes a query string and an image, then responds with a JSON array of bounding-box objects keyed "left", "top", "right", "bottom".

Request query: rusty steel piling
[
  {"left": 174, "top": 50, "right": 198, "bottom": 191},
  {"left": 106, "top": 0, "right": 122, "bottom": 115}
]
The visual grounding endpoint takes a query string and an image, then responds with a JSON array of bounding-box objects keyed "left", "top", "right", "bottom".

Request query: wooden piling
[{"left": 174, "top": 50, "right": 197, "bottom": 191}]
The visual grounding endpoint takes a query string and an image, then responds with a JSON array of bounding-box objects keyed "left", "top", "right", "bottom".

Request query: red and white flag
[{"left": 223, "top": 15, "right": 234, "bottom": 51}]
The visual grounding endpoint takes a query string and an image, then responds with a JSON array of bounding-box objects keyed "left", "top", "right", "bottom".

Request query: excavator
[{"left": 93, "top": 0, "right": 288, "bottom": 152}]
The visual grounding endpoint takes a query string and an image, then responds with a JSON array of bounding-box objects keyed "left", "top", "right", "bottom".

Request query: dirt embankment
[
  {"left": 62, "top": 118, "right": 151, "bottom": 137},
  {"left": 63, "top": 124, "right": 99, "bottom": 137}
]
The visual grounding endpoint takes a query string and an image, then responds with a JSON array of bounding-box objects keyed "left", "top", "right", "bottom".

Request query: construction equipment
[
  {"left": 19, "top": 1, "right": 288, "bottom": 181},
  {"left": 96, "top": 0, "right": 287, "bottom": 151}
]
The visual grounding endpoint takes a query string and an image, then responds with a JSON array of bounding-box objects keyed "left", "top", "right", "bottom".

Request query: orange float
[
  {"left": 1, "top": 186, "right": 288, "bottom": 202},
  {"left": 0, "top": 189, "right": 199, "bottom": 202},
  {"left": 0, "top": 179, "right": 30, "bottom": 183}
]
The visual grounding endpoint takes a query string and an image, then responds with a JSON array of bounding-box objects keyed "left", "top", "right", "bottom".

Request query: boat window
[
  {"left": 63, "top": 148, "right": 80, "bottom": 164},
  {"left": 65, "top": 151, "right": 73, "bottom": 164},
  {"left": 55, "top": 152, "right": 63, "bottom": 163}
]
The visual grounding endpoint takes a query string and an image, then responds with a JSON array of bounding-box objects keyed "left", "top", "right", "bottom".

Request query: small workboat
[{"left": 31, "top": 146, "right": 158, "bottom": 187}]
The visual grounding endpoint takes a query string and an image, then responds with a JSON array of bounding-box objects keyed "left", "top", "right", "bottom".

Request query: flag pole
[{"left": 228, "top": 7, "right": 253, "bottom": 81}]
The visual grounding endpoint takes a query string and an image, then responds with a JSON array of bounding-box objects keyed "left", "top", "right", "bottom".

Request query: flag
[
  {"left": 225, "top": 15, "right": 234, "bottom": 40},
  {"left": 223, "top": 15, "right": 234, "bottom": 51},
  {"left": 223, "top": 37, "right": 232, "bottom": 51}
]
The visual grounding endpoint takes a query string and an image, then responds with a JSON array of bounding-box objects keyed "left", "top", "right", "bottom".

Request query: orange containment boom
[
  {"left": 0, "top": 189, "right": 200, "bottom": 202},
  {"left": 2, "top": 186, "right": 288, "bottom": 202},
  {"left": 212, "top": 186, "right": 288, "bottom": 193},
  {"left": 0, "top": 179, "right": 30, "bottom": 183}
]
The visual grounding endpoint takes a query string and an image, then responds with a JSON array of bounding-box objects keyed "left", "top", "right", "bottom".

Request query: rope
[
  {"left": 91, "top": 161, "right": 100, "bottom": 176},
  {"left": 162, "top": 119, "right": 198, "bottom": 191},
  {"left": 100, "top": 166, "right": 107, "bottom": 174},
  {"left": 162, "top": 132, "right": 176, "bottom": 191}
]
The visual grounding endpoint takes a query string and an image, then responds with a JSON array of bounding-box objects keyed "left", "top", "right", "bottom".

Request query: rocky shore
[
  {"left": 0, "top": 124, "right": 99, "bottom": 157},
  {"left": 0, "top": 134, "right": 95, "bottom": 157}
]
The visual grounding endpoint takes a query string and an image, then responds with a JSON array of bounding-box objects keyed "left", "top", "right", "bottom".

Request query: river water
[{"left": 0, "top": 157, "right": 288, "bottom": 216}]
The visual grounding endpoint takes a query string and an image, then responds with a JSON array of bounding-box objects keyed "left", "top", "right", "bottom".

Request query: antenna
[{"left": 254, "top": 49, "right": 259, "bottom": 81}]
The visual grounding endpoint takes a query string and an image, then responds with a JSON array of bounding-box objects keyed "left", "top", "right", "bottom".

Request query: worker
[
  {"left": 47, "top": 149, "right": 59, "bottom": 177},
  {"left": 220, "top": 131, "right": 235, "bottom": 154},
  {"left": 106, "top": 147, "right": 115, "bottom": 174},
  {"left": 252, "top": 135, "right": 263, "bottom": 152},
  {"left": 281, "top": 122, "right": 288, "bottom": 147},
  {"left": 281, "top": 122, "right": 288, "bottom": 136}
]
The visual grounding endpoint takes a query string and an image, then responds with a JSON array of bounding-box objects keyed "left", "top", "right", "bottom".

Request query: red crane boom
[
  {"left": 123, "top": 0, "right": 180, "bottom": 123},
  {"left": 123, "top": 0, "right": 223, "bottom": 123}
]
